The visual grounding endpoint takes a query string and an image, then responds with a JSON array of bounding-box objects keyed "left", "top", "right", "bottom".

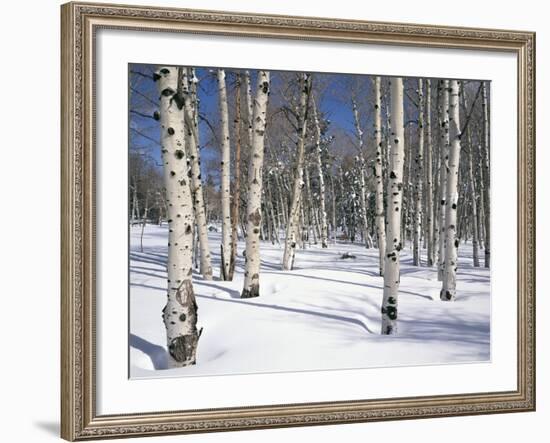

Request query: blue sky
[
  {"left": 129, "top": 63, "right": 485, "bottom": 186},
  {"left": 129, "top": 63, "right": 375, "bottom": 182}
]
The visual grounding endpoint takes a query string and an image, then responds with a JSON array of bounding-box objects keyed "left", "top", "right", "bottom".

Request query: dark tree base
[{"left": 241, "top": 285, "right": 260, "bottom": 299}]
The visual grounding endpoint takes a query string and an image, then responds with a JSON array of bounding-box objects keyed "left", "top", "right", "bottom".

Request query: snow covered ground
[{"left": 130, "top": 225, "right": 490, "bottom": 378}]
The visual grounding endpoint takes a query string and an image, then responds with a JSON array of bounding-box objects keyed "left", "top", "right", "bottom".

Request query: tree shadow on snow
[
  {"left": 196, "top": 293, "right": 375, "bottom": 334},
  {"left": 129, "top": 252, "right": 166, "bottom": 267},
  {"left": 129, "top": 333, "right": 168, "bottom": 370},
  {"left": 196, "top": 281, "right": 241, "bottom": 299}
]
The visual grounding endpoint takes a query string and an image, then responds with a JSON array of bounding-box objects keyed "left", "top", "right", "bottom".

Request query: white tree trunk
[
  {"left": 180, "top": 68, "right": 213, "bottom": 280},
  {"left": 373, "top": 76, "right": 386, "bottom": 276},
  {"left": 139, "top": 192, "right": 149, "bottom": 253},
  {"left": 437, "top": 80, "right": 450, "bottom": 281},
  {"left": 381, "top": 77, "right": 405, "bottom": 335},
  {"left": 282, "top": 74, "right": 311, "bottom": 270},
  {"left": 228, "top": 74, "right": 243, "bottom": 280},
  {"left": 462, "top": 90, "right": 480, "bottom": 267},
  {"left": 217, "top": 69, "right": 232, "bottom": 280},
  {"left": 425, "top": 79, "right": 435, "bottom": 267},
  {"left": 312, "top": 101, "right": 328, "bottom": 248},
  {"left": 440, "top": 80, "right": 462, "bottom": 301},
  {"left": 244, "top": 71, "right": 254, "bottom": 147},
  {"left": 352, "top": 99, "right": 372, "bottom": 249},
  {"left": 481, "top": 81, "right": 491, "bottom": 268},
  {"left": 155, "top": 66, "right": 200, "bottom": 367},
  {"left": 413, "top": 79, "right": 424, "bottom": 266},
  {"left": 241, "top": 71, "right": 270, "bottom": 298}
]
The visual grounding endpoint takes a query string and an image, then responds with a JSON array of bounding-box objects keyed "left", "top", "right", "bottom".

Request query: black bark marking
[
  {"left": 175, "top": 150, "right": 184, "bottom": 160},
  {"left": 167, "top": 127, "right": 175, "bottom": 136},
  {"left": 172, "top": 94, "right": 184, "bottom": 110},
  {"left": 153, "top": 111, "right": 160, "bottom": 121},
  {"left": 382, "top": 305, "right": 397, "bottom": 320},
  {"left": 248, "top": 208, "right": 261, "bottom": 226},
  {"left": 390, "top": 171, "right": 397, "bottom": 179},
  {"left": 161, "top": 87, "right": 175, "bottom": 97}
]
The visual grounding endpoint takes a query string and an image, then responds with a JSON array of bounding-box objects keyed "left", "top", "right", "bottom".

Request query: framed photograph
[{"left": 61, "top": 1, "right": 535, "bottom": 440}]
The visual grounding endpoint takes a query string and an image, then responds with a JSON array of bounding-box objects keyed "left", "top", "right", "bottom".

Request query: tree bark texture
[
  {"left": 282, "top": 73, "right": 312, "bottom": 270},
  {"left": 381, "top": 77, "right": 405, "bottom": 335},
  {"left": 440, "top": 80, "right": 462, "bottom": 301},
  {"left": 155, "top": 66, "right": 200, "bottom": 367},
  {"left": 217, "top": 69, "right": 232, "bottom": 280},
  {"left": 241, "top": 71, "right": 271, "bottom": 298}
]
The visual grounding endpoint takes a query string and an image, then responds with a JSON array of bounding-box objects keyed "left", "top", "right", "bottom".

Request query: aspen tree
[
  {"left": 437, "top": 80, "right": 450, "bottom": 281},
  {"left": 282, "top": 73, "right": 312, "bottom": 270},
  {"left": 228, "top": 74, "right": 243, "bottom": 280},
  {"left": 217, "top": 69, "right": 232, "bottom": 280},
  {"left": 312, "top": 100, "right": 329, "bottom": 248},
  {"left": 180, "top": 68, "right": 213, "bottom": 280},
  {"left": 155, "top": 66, "right": 200, "bottom": 367},
  {"left": 413, "top": 79, "right": 424, "bottom": 266},
  {"left": 241, "top": 71, "right": 270, "bottom": 298},
  {"left": 462, "top": 88, "right": 480, "bottom": 267},
  {"left": 373, "top": 76, "right": 386, "bottom": 276},
  {"left": 425, "top": 79, "right": 435, "bottom": 266},
  {"left": 352, "top": 98, "right": 372, "bottom": 249},
  {"left": 481, "top": 81, "right": 491, "bottom": 268},
  {"left": 381, "top": 77, "right": 405, "bottom": 335},
  {"left": 440, "top": 80, "right": 462, "bottom": 301}
]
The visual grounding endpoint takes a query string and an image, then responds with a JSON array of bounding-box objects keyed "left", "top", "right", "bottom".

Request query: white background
[{"left": 0, "top": 0, "right": 546, "bottom": 442}]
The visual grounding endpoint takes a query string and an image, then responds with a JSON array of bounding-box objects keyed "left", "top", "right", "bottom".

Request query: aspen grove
[{"left": 129, "top": 65, "right": 491, "bottom": 374}]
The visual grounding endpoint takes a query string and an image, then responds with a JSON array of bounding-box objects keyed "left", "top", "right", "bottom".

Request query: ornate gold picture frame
[{"left": 61, "top": 1, "right": 535, "bottom": 440}]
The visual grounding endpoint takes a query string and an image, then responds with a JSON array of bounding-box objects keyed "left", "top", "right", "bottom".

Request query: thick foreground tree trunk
[
  {"left": 381, "top": 77, "right": 405, "bottom": 335},
  {"left": 241, "top": 71, "right": 270, "bottom": 298},
  {"left": 282, "top": 73, "right": 312, "bottom": 270},
  {"left": 373, "top": 76, "right": 386, "bottom": 276},
  {"left": 217, "top": 69, "right": 232, "bottom": 280},
  {"left": 440, "top": 80, "right": 462, "bottom": 301},
  {"left": 155, "top": 66, "right": 200, "bottom": 367}
]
